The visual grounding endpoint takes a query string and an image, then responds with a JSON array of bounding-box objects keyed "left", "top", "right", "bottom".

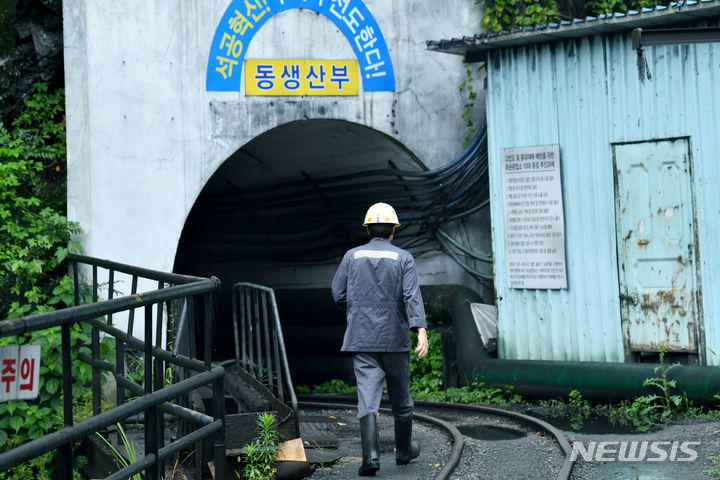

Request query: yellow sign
[{"left": 245, "top": 59, "right": 359, "bottom": 96}]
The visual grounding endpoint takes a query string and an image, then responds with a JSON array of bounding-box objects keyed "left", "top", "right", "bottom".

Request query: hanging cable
[
  {"left": 435, "top": 228, "right": 492, "bottom": 263},
  {"left": 185, "top": 122, "right": 491, "bottom": 263},
  {"left": 435, "top": 233, "right": 493, "bottom": 281}
]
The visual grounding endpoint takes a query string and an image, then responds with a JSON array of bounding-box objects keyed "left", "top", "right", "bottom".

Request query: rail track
[{"left": 297, "top": 395, "right": 574, "bottom": 480}]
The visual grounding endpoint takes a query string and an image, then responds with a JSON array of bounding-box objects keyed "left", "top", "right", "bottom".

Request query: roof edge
[{"left": 427, "top": 0, "right": 720, "bottom": 60}]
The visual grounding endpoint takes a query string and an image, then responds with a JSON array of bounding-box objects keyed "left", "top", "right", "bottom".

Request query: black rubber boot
[
  {"left": 394, "top": 416, "right": 420, "bottom": 465},
  {"left": 359, "top": 414, "right": 380, "bottom": 476}
]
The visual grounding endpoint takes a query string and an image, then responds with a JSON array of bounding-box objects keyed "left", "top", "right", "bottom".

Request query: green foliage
[
  {"left": 585, "top": 0, "right": 666, "bottom": 15},
  {"left": 417, "top": 381, "right": 521, "bottom": 406},
  {"left": 606, "top": 395, "right": 661, "bottom": 432},
  {"left": 96, "top": 423, "right": 142, "bottom": 480},
  {"left": 0, "top": 323, "right": 114, "bottom": 479},
  {"left": 304, "top": 379, "right": 357, "bottom": 395},
  {"left": 409, "top": 328, "right": 520, "bottom": 405},
  {"left": 476, "top": 0, "right": 668, "bottom": 33},
  {"left": 567, "top": 390, "right": 590, "bottom": 430},
  {"left": 0, "top": 82, "right": 80, "bottom": 320},
  {"left": 459, "top": 63, "right": 484, "bottom": 147},
  {"left": 478, "top": 0, "right": 561, "bottom": 33},
  {"left": 607, "top": 345, "right": 685, "bottom": 432},
  {"left": 642, "top": 344, "right": 682, "bottom": 413},
  {"left": 0, "top": 0, "right": 15, "bottom": 58},
  {"left": 603, "top": 346, "right": 684, "bottom": 432},
  {"left": 703, "top": 456, "right": 720, "bottom": 476},
  {"left": 238, "top": 412, "right": 279, "bottom": 480},
  {"left": 0, "top": 82, "right": 98, "bottom": 479},
  {"left": 409, "top": 329, "right": 444, "bottom": 397},
  {"left": 701, "top": 393, "right": 720, "bottom": 474},
  {"left": 538, "top": 389, "right": 591, "bottom": 430}
]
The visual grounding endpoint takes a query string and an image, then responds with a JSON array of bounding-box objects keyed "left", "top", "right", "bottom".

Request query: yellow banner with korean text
[{"left": 245, "top": 59, "right": 359, "bottom": 96}]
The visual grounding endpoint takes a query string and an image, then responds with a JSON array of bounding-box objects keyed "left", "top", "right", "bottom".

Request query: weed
[
  {"left": 538, "top": 390, "right": 590, "bottom": 430},
  {"left": 607, "top": 396, "right": 658, "bottom": 432},
  {"left": 306, "top": 379, "right": 357, "bottom": 395},
  {"left": 642, "top": 344, "right": 683, "bottom": 415},
  {"left": 96, "top": 423, "right": 141, "bottom": 480},
  {"left": 409, "top": 329, "right": 444, "bottom": 396},
  {"left": 567, "top": 390, "right": 590, "bottom": 430},
  {"left": 238, "top": 412, "right": 279, "bottom": 480},
  {"left": 702, "top": 394, "right": 720, "bottom": 475},
  {"left": 703, "top": 455, "right": 720, "bottom": 476}
]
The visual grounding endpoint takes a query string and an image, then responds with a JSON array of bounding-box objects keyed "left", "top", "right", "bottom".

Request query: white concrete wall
[{"left": 64, "top": 1, "right": 487, "bottom": 293}]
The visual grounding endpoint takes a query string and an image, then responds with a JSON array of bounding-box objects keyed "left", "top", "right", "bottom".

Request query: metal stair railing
[
  {"left": 0, "top": 254, "right": 228, "bottom": 480},
  {"left": 232, "top": 282, "right": 298, "bottom": 412}
]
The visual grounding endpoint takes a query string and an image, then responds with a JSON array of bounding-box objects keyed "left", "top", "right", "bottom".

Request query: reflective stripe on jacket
[{"left": 331, "top": 237, "right": 427, "bottom": 352}]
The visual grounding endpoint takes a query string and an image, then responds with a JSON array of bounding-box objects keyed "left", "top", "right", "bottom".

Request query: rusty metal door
[{"left": 614, "top": 138, "right": 697, "bottom": 355}]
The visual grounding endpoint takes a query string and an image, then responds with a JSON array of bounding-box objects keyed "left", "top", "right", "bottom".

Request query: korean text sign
[
  {"left": 245, "top": 59, "right": 359, "bottom": 96},
  {"left": 0, "top": 345, "right": 41, "bottom": 401},
  {"left": 501, "top": 144, "right": 568, "bottom": 289},
  {"left": 207, "top": 0, "right": 395, "bottom": 92}
]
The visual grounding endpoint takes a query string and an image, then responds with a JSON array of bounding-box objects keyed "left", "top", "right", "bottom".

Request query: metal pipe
[
  {"left": 261, "top": 291, "right": 274, "bottom": 393},
  {"left": 68, "top": 253, "right": 207, "bottom": 285},
  {"left": 0, "top": 279, "right": 219, "bottom": 337},
  {"left": 92, "top": 266, "right": 101, "bottom": 416},
  {"left": 212, "top": 374, "right": 227, "bottom": 480},
  {"left": 155, "top": 286, "right": 166, "bottom": 475},
  {"left": 128, "top": 274, "right": 138, "bottom": 334},
  {"left": 232, "top": 286, "right": 241, "bottom": 365},
  {"left": 253, "top": 288, "right": 262, "bottom": 379},
  {"left": 245, "top": 288, "right": 253, "bottom": 372},
  {"left": 77, "top": 352, "right": 214, "bottom": 425},
  {"left": 240, "top": 287, "right": 247, "bottom": 369},
  {"left": 0, "top": 367, "right": 224, "bottom": 472},
  {"left": 107, "top": 269, "right": 114, "bottom": 325},
  {"left": 204, "top": 293, "right": 213, "bottom": 371},
  {"left": 86, "top": 317, "right": 207, "bottom": 373},
  {"left": 104, "top": 420, "right": 223, "bottom": 480},
  {"left": 145, "top": 305, "right": 159, "bottom": 480},
  {"left": 58, "top": 322, "right": 73, "bottom": 479},
  {"left": 444, "top": 285, "right": 720, "bottom": 405}
]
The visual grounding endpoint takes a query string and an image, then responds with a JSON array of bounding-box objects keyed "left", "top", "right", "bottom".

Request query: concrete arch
[{"left": 207, "top": 0, "right": 395, "bottom": 91}]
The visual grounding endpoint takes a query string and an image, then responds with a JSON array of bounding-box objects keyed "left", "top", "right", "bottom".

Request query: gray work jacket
[{"left": 331, "top": 237, "right": 427, "bottom": 352}]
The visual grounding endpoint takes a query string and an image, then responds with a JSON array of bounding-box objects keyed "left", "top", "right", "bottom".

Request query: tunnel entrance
[
  {"left": 174, "top": 118, "right": 490, "bottom": 385},
  {"left": 174, "top": 119, "right": 429, "bottom": 383}
]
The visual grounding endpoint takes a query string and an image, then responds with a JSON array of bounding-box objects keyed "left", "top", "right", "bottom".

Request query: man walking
[{"left": 331, "top": 202, "right": 429, "bottom": 476}]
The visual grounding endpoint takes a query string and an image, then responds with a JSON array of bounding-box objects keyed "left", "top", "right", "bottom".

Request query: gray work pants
[{"left": 353, "top": 352, "right": 413, "bottom": 420}]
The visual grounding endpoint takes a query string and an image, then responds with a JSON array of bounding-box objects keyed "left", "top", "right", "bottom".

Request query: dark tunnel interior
[{"left": 173, "top": 118, "right": 490, "bottom": 386}]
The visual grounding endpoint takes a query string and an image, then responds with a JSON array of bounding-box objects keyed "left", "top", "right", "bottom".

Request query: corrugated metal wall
[{"left": 487, "top": 28, "right": 720, "bottom": 365}]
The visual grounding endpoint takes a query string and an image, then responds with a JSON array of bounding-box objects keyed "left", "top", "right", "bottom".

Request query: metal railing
[
  {"left": 232, "top": 282, "right": 298, "bottom": 411},
  {"left": 0, "top": 254, "right": 228, "bottom": 480}
]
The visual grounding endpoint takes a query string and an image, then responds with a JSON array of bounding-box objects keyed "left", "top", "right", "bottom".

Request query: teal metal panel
[{"left": 486, "top": 28, "right": 720, "bottom": 364}]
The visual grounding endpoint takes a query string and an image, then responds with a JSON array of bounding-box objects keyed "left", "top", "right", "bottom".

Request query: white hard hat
[{"left": 363, "top": 202, "right": 400, "bottom": 227}]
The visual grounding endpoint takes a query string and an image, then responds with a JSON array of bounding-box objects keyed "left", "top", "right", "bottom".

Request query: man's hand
[{"left": 415, "top": 328, "right": 429, "bottom": 359}]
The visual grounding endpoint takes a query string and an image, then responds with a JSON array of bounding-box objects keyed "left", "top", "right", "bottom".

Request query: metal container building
[{"left": 429, "top": 2, "right": 720, "bottom": 365}]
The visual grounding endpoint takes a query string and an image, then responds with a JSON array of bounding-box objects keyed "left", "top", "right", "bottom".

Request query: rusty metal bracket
[{"left": 632, "top": 27, "right": 720, "bottom": 50}]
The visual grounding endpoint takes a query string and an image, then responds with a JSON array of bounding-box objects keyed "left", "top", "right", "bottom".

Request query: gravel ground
[
  {"left": 420, "top": 407, "right": 563, "bottom": 480},
  {"left": 303, "top": 406, "right": 563, "bottom": 480},
  {"left": 567, "top": 417, "right": 720, "bottom": 480},
  {"left": 302, "top": 405, "right": 720, "bottom": 480}
]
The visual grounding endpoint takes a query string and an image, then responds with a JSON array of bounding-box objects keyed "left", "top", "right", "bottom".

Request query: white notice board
[
  {"left": 0, "top": 345, "right": 41, "bottom": 401},
  {"left": 501, "top": 144, "right": 567, "bottom": 289}
]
